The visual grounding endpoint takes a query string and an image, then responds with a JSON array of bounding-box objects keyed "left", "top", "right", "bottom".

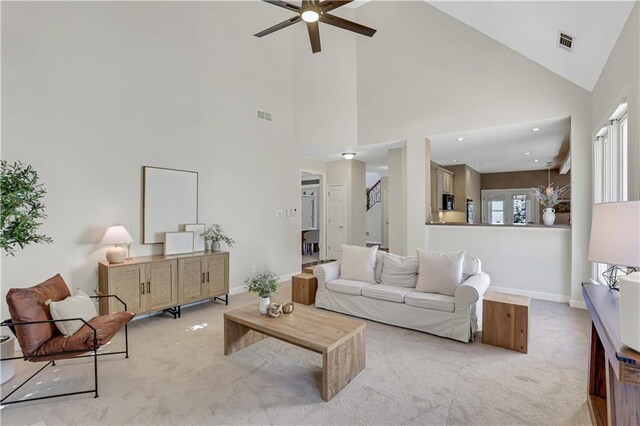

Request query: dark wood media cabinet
[{"left": 582, "top": 283, "right": 640, "bottom": 425}]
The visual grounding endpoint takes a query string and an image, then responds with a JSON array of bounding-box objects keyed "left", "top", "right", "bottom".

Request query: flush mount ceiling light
[
  {"left": 534, "top": 159, "right": 540, "bottom": 163},
  {"left": 452, "top": 159, "right": 458, "bottom": 163},
  {"left": 342, "top": 152, "right": 356, "bottom": 160},
  {"left": 525, "top": 152, "right": 531, "bottom": 156},
  {"left": 532, "top": 128, "right": 540, "bottom": 132},
  {"left": 457, "top": 137, "right": 465, "bottom": 142}
]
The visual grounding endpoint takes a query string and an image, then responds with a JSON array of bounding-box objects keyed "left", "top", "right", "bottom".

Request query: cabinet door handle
[
  {"left": 147, "top": 281, "right": 151, "bottom": 293},
  {"left": 141, "top": 283, "right": 145, "bottom": 295},
  {"left": 201, "top": 272, "right": 205, "bottom": 283},
  {"left": 206, "top": 272, "right": 210, "bottom": 282}
]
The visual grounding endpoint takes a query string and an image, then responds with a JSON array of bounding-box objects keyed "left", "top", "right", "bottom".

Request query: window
[
  {"left": 482, "top": 189, "right": 539, "bottom": 225},
  {"left": 592, "top": 102, "right": 629, "bottom": 283}
]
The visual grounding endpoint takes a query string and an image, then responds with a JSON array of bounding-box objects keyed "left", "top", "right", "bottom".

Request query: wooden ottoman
[
  {"left": 292, "top": 273, "right": 317, "bottom": 305},
  {"left": 482, "top": 291, "right": 530, "bottom": 353}
]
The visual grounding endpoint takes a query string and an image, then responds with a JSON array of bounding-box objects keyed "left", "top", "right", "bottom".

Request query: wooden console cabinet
[
  {"left": 99, "top": 251, "right": 229, "bottom": 316},
  {"left": 582, "top": 283, "right": 640, "bottom": 426}
]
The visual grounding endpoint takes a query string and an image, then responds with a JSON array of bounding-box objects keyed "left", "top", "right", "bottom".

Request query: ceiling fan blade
[
  {"left": 307, "top": 21, "right": 322, "bottom": 53},
  {"left": 318, "top": 0, "right": 353, "bottom": 13},
  {"left": 262, "top": 0, "right": 300, "bottom": 13},
  {"left": 254, "top": 16, "right": 302, "bottom": 37},
  {"left": 320, "top": 13, "right": 377, "bottom": 37}
]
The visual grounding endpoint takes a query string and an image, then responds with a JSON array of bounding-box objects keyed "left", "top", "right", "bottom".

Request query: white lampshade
[
  {"left": 588, "top": 201, "right": 640, "bottom": 267},
  {"left": 100, "top": 225, "right": 134, "bottom": 245}
]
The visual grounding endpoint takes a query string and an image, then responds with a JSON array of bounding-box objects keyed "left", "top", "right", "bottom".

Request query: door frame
[{"left": 300, "top": 168, "right": 327, "bottom": 261}]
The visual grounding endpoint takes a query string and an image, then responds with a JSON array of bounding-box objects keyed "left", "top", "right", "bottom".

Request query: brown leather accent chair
[{"left": 1, "top": 274, "right": 135, "bottom": 405}]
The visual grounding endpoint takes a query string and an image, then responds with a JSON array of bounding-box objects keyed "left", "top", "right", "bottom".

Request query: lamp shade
[
  {"left": 100, "top": 225, "right": 134, "bottom": 245},
  {"left": 588, "top": 201, "right": 640, "bottom": 267}
]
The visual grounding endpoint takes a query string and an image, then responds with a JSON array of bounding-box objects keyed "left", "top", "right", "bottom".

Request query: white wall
[
  {"left": 355, "top": 1, "right": 592, "bottom": 305},
  {"left": 388, "top": 147, "right": 407, "bottom": 254},
  {"left": 591, "top": 4, "right": 639, "bottom": 201},
  {"left": 426, "top": 225, "right": 572, "bottom": 302},
  {"left": 366, "top": 203, "right": 382, "bottom": 244},
  {"left": 1, "top": 2, "right": 300, "bottom": 318},
  {"left": 366, "top": 172, "right": 381, "bottom": 189}
]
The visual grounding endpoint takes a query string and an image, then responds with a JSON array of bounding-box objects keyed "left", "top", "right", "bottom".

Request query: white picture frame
[
  {"left": 143, "top": 166, "right": 198, "bottom": 244},
  {"left": 184, "top": 223, "right": 206, "bottom": 252},
  {"left": 164, "top": 232, "right": 194, "bottom": 256}
]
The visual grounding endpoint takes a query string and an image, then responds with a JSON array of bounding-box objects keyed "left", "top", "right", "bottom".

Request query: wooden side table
[
  {"left": 482, "top": 291, "right": 530, "bottom": 353},
  {"left": 292, "top": 273, "right": 317, "bottom": 305}
]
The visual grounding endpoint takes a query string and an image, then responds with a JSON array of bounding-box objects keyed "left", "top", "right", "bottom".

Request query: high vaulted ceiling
[{"left": 426, "top": 1, "right": 636, "bottom": 91}]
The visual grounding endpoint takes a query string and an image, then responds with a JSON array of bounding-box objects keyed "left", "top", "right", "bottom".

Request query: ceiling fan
[{"left": 254, "top": 0, "right": 377, "bottom": 54}]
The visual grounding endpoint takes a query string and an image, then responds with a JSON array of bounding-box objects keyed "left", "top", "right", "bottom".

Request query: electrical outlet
[
  {"left": 276, "top": 210, "right": 283, "bottom": 217},
  {"left": 251, "top": 265, "right": 256, "bottom": 274}
]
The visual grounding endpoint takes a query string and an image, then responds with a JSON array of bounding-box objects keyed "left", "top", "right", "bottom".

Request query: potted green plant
[
  {"left": 201, "top": 224, "right": 235, "bottom": 251},
  {"left": 1, "top": 160, "right": 53, "bottom": 255},
  {"left": 245, "top": 271, "right": 280, "bottom": 314}
]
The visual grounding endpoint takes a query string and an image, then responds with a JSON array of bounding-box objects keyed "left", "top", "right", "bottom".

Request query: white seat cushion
[
  {"left": 380, "top": 254, "right": 418, "bottom": 288},
  {"left": 361, "top": 284, "right": 412, "bottom": 303},
  {"left": 405, "top": 291, "right": 455, "bottom": 313},
  {"left": 340, "top": 244, "right": 378, "bottom": 283},
  {"left": 326, "top": 279, "right": 371, "bottom": 296}
]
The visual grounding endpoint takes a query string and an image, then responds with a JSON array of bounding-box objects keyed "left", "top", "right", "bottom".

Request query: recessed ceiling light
[
  {"left": 524, "top": 152, "right": 531, "bottom": 156},
  {"left": 532, "top": 128, "right": 540, "bottom": 132},
  {"left": 452, "top": 160, "right": 457, "bottom": 163},
  {"left": 457, "top": 137, "right": 465, "bottom": 142},
  {"left": 475, "top": 163, "right": 481, "bottom": 167},
  {"left": 534, "top": 159, "right": 540, "bottom": 163}
]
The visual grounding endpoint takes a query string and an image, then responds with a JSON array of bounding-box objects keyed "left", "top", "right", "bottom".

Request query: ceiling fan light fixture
[
  {"left": 301, "top": 10, "right": 320, "bottom": 23},
  {"left": 342, "top": 152, "right": 356, "bottom": 160}
]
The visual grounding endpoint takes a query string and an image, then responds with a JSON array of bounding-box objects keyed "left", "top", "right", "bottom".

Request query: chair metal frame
[{"left": 0, "top": 294, "right": 129, "bottom": 405}]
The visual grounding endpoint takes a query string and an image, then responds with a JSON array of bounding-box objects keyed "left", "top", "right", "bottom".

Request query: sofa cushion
[
  {"left": 405, "top": 291, "right": 455, "bottom": 313},
  {"left": 340, "top": 245, "right": 378, "bottom": 283},
  {"left": 6, "top": 274, "right": 71, "bottom": 357},
  {"left": 416, "top": 250, "right": 465, "bottom": 296},
  {"left": 463, "top": 257, "right": 482, "bottom": 281},
  {"left": 326, "top": 279, "right": 371, "bottom": 296},
  {"left": 374, "top": 251, "right": 385, "bottom": 283},
  {"left": 380, "top": 254, "right": 418, "bottom": 288},
  {"left": 361, "top": 285, "right": 413, "bottom": 303}
]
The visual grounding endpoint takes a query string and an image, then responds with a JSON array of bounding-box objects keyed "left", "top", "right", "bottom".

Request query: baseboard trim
[
  {"left": 569, "top": 299, "right": 587, "bottom": 310},
  {"left": 229, "top": 286, "right": 247, "bottom": 296},
  {"left": 489, "top": 286, "right": 570, "bottom": 304}
]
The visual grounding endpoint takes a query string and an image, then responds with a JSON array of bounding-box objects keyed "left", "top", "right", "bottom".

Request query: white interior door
[{"left": 327, "top": 184, "right": 346, "bottom": 259}]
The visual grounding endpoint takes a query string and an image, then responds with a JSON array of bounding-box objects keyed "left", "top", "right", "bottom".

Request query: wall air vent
[
  {"left": 256, "top": 110, "right": 272, "bottom": 123},
  {"left": 557, "top": 31, "right": 574, "bottom": 51}
]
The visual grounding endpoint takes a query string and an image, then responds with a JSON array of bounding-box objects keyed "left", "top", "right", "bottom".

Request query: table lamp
[
  {"left": 588, "top": 201, "right": 640, "bottom": 290},
  {"left": 588, "top": 201, "right": 640, "bottom": 353},
  {"left": 100, "top": 225, "right": 134, "bottom": 264}
]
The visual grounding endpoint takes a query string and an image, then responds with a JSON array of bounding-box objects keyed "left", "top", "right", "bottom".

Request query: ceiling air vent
[{"left": 558, "top": 31, "right": 574, "bottom": 52}]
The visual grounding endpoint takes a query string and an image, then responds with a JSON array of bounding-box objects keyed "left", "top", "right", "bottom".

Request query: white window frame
[{"left": 591, "top": 103, "right": 629, "bottom": 284}]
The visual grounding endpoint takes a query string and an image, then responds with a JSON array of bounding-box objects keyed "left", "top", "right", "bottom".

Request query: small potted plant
[
  {"left": 532, "top": 183, "right": 570, "bottom": 225},
  {"left": 201, "top": 224, "right": 235, "bottom": 252},
  {"left": 245, "top": 271, "right": 280, "bottom": 314}
]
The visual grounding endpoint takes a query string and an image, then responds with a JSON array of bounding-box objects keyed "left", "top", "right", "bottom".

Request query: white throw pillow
[
  {"left": 47, "top": 290, "right": 98, "bottom": 337},
  {"left": 374, "top": 251, "right": 385, "bottom": 283},
  {"left": 340, "top": 244, "right": 378, "bottom": 283},
  {"left": 462, "top": 256, "right": 482, "bottom": 281},
  {"left": 380, "top": 254, "right": 418, "bottom": 288},
  {"left": 415, "top": 249, "right": 465, "bottom": 296}
]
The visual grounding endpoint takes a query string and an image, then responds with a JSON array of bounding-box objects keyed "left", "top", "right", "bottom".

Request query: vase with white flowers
[
  {"left": 532, "top": 183, "right": 570, "bottom": 226},
  {"left": 201, "top": 224, "right": 235, "bottom": 252},
  {"left": 245, "top": 271, "right": 280, "bottom": 314}
]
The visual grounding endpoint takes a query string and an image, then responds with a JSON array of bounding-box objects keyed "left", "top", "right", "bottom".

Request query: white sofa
[{"left": 314, "top": 255, "right": 491, "bottom": 343}]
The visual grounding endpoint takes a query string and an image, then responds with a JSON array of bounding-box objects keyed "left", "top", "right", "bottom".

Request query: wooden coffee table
[{"left": 224, "top": 303, "right": 366, "bottom": 401}]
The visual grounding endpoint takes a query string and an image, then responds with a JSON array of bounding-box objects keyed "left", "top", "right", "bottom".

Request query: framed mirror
[{"left": 143, "top": 166, "right": 198, "bottom": 244}]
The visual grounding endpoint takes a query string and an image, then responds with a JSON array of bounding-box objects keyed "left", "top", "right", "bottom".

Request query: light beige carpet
[{"left": 1, "top": 283, "right": 592, "bottom": 425}]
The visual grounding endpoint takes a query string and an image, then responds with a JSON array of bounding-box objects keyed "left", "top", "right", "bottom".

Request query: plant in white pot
[
  {"left": 201, "top": 224, "right": 235, "bottom": 252},
  {"left": 245, "top": 271, "right": 280, "bottom": 314},
  {"left": 532, "top": 183, "right": 570, "bottom": 225}
]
